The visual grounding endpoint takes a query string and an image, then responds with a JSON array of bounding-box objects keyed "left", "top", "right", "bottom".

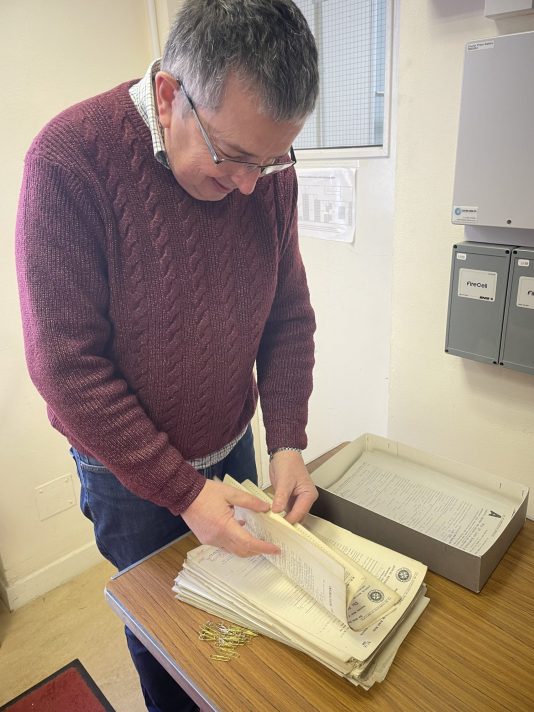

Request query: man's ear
[{"left": 154, "top": 72, "right": 180, "bottom": 129}]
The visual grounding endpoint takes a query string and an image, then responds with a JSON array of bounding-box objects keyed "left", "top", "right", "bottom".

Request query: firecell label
[
  {"left": 467, "top": 40, "right": 494, "bottom": 52},
  {"left": 517, "top": 276, "right": 534, "bottom": 310},
  {"left": 452, "top": 205, "right": 478, "bottom": 224},
  {"left": 456, "top": 253, "right": 467, "bottom": 260},
  {"left": 518, "top": 259, "right": 530, "bottom": 267},
  {"left": 458, "top": 268, "right": 497, "bottom": 302}
]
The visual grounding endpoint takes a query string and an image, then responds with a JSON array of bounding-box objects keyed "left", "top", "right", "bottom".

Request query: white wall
[
  {"left": 299, "top": 3, "right": 399, "bottom": 464},
  {"left": 301, "top": 153, "right": 396, "bottom": 462},
  {"left": 0, "top": 0, "right": 152, "bottom": 609},
  {"left": 390, "top": 0, "right": 534, "bottom": 517}
]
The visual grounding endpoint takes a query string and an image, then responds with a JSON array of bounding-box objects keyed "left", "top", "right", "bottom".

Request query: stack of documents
[{"left": 173, "top": 476, "right": 429, "bottom": 689}]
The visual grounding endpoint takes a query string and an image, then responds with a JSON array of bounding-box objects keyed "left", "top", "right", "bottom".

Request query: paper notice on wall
[{"left": 296, "top": 167, "right": 356, "bottom": 243}]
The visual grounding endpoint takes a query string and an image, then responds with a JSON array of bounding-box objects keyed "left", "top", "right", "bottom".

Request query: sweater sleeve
[
  {"left": 255, "top": 170, "right": 316, "bottom": 453},
  {"left": 15, "top": 154, "right": 205, "bottom": 514}
]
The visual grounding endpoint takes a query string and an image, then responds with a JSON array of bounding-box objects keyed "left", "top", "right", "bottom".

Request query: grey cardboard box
[{"left": 310, "top": 434, "right": 529, "bottom": 592}]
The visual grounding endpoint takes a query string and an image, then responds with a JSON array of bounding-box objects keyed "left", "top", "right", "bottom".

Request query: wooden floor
[{"left": 0, "top": 560, "right": 145, "bottom": 712}]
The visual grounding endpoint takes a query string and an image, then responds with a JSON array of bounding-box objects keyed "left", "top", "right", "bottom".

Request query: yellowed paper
[{"left": 225, "top": 475, "right": 400, "bottom": 631}]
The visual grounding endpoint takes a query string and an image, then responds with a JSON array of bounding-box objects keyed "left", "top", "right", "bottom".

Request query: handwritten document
[
  {"left": 328, "top": 451, "right": 516, "bottom": 556},
  {"left": 234, "top": 495, "right": 348, "bottom": 623},
  {"left": 230, "top": 476, "right": 400, "bottom": 631}
]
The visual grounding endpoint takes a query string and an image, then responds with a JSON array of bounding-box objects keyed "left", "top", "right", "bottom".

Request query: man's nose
[{"left": 231, "top": 168, "right": 261, "bottom": 195}]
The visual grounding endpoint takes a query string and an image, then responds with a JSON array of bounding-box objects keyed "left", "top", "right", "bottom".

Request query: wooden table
[{"left": 105, "top": 451, "right": 534, "bottom": 711}]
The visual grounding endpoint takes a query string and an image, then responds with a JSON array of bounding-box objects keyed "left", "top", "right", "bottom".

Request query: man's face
[{"left": 155, "top": 72, "right": 304, "bottom": 202}]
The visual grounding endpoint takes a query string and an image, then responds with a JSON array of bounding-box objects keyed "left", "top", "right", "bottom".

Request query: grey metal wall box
[
  {"left": 485, "top": 0, "right": 534, "bottom": 19},
  {"left": 500, "top": 248, "right": 534, "bottom": 374},
  {"left": 445, "top": 242, "right": 515, "bottom": 364},
  {"left": 452, "top": 31, "right": 534, "bottom": 229}
]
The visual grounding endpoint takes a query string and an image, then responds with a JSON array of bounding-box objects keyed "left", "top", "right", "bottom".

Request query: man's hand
[
  {"left": 181, "top": 478, "right": 280, "bottom": 557},
  {"left": 269, "top": 450, "right": 318, "bottom": 524}
]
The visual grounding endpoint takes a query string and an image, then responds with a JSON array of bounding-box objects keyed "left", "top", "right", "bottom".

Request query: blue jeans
[{"left": 71, "top": 426, "right": 257, "bottom": 712}]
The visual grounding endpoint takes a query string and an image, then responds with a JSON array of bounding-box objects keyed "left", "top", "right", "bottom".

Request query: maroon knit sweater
[{"left": 16, "top": 81, "right": 315, "bottom": 514}]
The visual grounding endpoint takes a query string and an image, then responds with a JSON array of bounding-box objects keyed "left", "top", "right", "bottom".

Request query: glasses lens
[{"left": 220, "top": 159, "right": 260, "bottom": 174}]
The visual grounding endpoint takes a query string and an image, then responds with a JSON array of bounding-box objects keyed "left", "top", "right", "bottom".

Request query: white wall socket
[{"left": 34, "top": 474, "right": 76, "bottom": 521}]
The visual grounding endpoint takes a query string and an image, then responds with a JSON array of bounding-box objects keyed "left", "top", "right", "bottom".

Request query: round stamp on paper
[
  {"left": 368, "top": 589, "right": 385, "bottom": 603},
  {"left": 396, "top": 567, "right": 412, "bottom": 582}
]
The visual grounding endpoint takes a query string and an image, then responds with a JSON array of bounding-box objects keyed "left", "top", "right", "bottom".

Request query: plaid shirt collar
[{"left": 129, "top": 59, "right": 170, "bottom": 170}]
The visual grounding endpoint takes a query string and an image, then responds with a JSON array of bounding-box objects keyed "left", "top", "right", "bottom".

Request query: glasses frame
[{"left": 180, "top": 84, "right": 296, "bottom": 176}]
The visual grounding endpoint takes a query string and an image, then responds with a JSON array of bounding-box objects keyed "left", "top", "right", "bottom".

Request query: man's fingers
[
  {"left": 227, "top": 519, "right": 280, "bottom": 557},
  {"left": 227, "top": 488, "right": 270, "bottom": 513},
  {"left": 284, "top": 497, "right": 310, "bottom": 524},
  {"left": 247, "top": 539, "right": 280, "bottom": 556},
  {"left": 183, "top": 479, "right": 280, "bottom": 556},
  {"left": 284, "top": 489, "right": 318, "bottom": 524},
  {"left": 270, "top": 485, "right": 291, "bottom": 514}
]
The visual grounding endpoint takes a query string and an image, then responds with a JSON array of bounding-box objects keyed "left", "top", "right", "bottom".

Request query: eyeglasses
[{"left": 180, "top": 84, "right": 296, "bottom": 176}]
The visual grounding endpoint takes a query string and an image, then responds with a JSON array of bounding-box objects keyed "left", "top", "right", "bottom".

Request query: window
[{"left": 294, "top": 0, "right": 391, "bottom": 157}]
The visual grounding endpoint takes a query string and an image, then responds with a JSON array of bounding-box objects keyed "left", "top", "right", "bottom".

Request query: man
[{"left": 16, "top": 1, "right": 319, "bottom": 710}]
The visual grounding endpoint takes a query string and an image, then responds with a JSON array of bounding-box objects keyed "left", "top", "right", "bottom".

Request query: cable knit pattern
[{"left": 15, "top": 80, "right": 315, "bottom": 514}]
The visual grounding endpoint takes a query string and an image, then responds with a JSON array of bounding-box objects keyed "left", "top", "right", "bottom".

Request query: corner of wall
[{"left": 0, "top": 541, "right": 103, "bottom": 612}]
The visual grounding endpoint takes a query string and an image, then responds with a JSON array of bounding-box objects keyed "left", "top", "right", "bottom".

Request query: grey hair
[{"left": 161, "top": 0, "right": 319, "bottom": 122}]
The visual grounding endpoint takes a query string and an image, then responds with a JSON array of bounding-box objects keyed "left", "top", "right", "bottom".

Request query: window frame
[{"left": 294, "top": 0, "right": 394, "bottom": 163}]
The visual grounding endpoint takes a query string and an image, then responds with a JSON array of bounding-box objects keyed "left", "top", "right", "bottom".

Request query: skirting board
[{"left": 0, "top": 541, "right": 104, "bottom": 611}]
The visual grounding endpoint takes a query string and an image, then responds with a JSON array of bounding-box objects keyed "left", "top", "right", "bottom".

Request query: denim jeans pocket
[
  {"left": 70, "top": 447, "right": 136, "bottom": 502},
  {"left": 71, "top": 447, "right": 109, "bottom": 473},
  {"left": 70, "top": 446, "right": 189, "bottom": 570}
]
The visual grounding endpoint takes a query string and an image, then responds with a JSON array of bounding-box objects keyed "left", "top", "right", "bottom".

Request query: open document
[
  {"left": 327, "top": 450, "right": 516, "bottom": 556},
  {"left": 230, "top": 475, "right": 401, "bottom": 631},
  {"left": 173, "top": 477, "right": 429, "bottom": 689}
]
